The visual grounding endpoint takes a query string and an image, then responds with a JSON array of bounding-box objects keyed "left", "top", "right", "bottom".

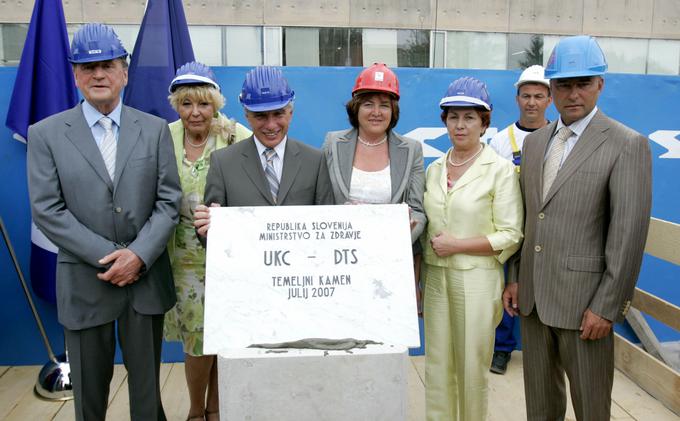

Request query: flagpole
[{"left": 0, "top": 216, "right": 73, "bottom": 401}]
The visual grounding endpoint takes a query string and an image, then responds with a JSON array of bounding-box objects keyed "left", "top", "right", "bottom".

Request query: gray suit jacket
[
  {"left": 204, "top": 136, "right": 332, "bottom": 207},
  {"left": 322, "top": 128, "right": 426, "bottom": 243},
  {"left": 27, "top": 103, "right": 182, "bottom": 330},
  {"left": 508, "top": 110, "right": 652, "bottom": 329}
]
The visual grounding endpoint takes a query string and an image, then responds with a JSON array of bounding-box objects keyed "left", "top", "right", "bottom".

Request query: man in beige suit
[{"left": 503, "top": 36, "right": 652, "bottom": 421}]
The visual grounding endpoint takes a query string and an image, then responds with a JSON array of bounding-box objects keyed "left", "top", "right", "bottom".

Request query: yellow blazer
[{"left": 422, "top": 144, "right": 524, "bottom": 269}]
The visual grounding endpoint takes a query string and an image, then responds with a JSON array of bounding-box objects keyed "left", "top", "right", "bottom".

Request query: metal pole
[
  {"left": 0, "top": 216, "right": 57, "bottom": 362},
  {"left": 0, "top": 216, "right": 73, "bottom": 400}
]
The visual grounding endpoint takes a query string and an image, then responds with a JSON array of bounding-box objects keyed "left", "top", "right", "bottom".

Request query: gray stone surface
[{"left": 217, "top": 345, "right": 408, "bottom": 421}]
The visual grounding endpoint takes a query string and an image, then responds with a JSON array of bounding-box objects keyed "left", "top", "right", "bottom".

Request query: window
[
  {"left": 1, "top": 24, "right": 29, "bottom": 65},
  {"left": 264, "top": 27, "right": 282, "bottom": 66},
  {"left": 284, "top": 28, "right": 319, "bottom": 66},
  {"left": 447, "top": 32, "right": 507, "bottom": 70},
  {"left": 319, "top": 28, "right": 363, "bottom": 66},
  {"left": 430, "top": 30, "right": 446, "bottom": 68},
  {"left": 225, "top": 26, "right": 262, "bottom": 66},
  {"left": 397, "top": 30, "right": 429, "bottom": 67},
  {"left": 508, "top": 33, "right": 543, "bottom": 69},
  {"left": 188, "top": 26, "right": 222, "bottom": 66},
  {"left": 362, "top": 29, "right": 398, "bottom": 66},
  {"left": 595, "top": 37, "right": 647, "bottom": 74},
  {"left": 647, "top": 39, "right": 680, "bottom": 75}
]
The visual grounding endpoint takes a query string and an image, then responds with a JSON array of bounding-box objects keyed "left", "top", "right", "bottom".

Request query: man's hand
[
  {"left": 579, "top": 309, "right": 612, "bottom": 340},
  {"left": 194, "top": 203, "right": 220, "bottom": 237},
  {"left": 503, "top": 283, "right": 520, "bottom": 316},
  {"left": 97, "top": 249, "right": 143, "bottom": 287}
]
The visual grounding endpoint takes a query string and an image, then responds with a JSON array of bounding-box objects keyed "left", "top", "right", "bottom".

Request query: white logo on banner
[{"left": 649, "top": 130, "right": 680, "bottom": 159}]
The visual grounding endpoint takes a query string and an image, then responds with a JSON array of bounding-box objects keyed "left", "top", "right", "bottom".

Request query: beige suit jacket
[{"left": 508, "top": 110, "right": 652, "bottom": 329}]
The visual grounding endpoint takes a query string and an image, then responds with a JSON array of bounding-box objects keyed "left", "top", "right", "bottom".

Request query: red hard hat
[{"left": 352, "top": 63, "right": 400, "bottom": 99}]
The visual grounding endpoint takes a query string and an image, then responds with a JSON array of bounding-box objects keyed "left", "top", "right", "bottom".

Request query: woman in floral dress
[{"left": 165, "top": 61, "right": 251, "bottom": 421}]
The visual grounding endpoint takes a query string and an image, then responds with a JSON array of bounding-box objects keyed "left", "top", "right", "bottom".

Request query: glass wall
[
  {"left": 1, "top": 24, "right": 28, "bottom": 65},
  {"left": 0, "top": 23, "right": 678, "bottom": 75},
  {"left": 447, "top": 32, "right": 507, "bottom": 70}
]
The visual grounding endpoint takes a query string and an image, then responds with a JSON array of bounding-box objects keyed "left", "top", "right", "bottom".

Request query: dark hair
[
  {"left": 345, "top": 92, "right": 400, "bottom": 131},
  {"left": 440, "top": 107, "right": 492, "bottom": 136}
]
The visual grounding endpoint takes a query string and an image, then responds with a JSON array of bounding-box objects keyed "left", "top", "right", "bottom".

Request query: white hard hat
[{"left": 514, "top": 65, "right": 550, "bottom": 88}]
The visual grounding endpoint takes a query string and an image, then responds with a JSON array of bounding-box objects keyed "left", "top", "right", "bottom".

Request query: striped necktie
[
  {"left": 98, "top": 117, "right": 116, "bottom": 181},
  {"left": 542, "top": 126, "right": 573, "bottom": 200},
  {"left": 263, "top": 148, "right": 279, "bottom": 203}
]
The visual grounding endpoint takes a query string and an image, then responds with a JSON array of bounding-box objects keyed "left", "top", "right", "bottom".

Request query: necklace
[
  {"left": 184, "top": 130, "right": 209, "bottom": 148},
  {"left": 448, "top": 144, "right": 483, "bottom": 167},
  {"left": 357, "top": 135, "right": 387, "bottom": 147}
]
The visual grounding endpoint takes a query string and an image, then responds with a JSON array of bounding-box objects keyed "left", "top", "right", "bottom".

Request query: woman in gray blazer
[{"left": 321, "top": 63, "right": 426, "bottom": 308}]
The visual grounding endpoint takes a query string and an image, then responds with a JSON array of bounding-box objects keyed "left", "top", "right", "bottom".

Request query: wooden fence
[{"left": 614, "top": 217, "right": 680, "bottom": 415}]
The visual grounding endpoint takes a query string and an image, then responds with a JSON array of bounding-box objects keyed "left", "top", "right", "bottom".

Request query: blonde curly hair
[{"left": 168, "top": 84, "right": 237, "bottom": 144}]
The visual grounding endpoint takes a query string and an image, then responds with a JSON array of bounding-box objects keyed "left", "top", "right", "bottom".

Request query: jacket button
[
  {"left": 534, "top": 245, "right": 542, "bottom": 252},
  {"left": 114, "top": 207, "right": 122, "bottom": 213},
  {"left": 538, "top": 213, "right": 545, "bottom": 219}
]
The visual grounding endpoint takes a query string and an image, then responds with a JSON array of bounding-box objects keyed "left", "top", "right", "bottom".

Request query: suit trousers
[
  {"left": 423, "top": 263, "right": 503, "bottom": 421},
  {"left": 520, "top": 310, "right": 614, "bottom": 421},
  {"left": 65, "top": 304, "right": 166, "bottom": 421}
]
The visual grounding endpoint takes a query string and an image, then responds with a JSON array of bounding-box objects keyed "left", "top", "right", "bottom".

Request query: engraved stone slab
[
  {"left": 217, "top": 345, "right": 408, "bottom": 421},
  {"left": 204, "top": 204, "right": 419, "bottom": 353}
]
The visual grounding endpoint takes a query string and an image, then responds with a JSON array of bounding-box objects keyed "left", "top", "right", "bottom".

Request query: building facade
[{"left": 1, "top": 0, "right": 680, "bottom": 74}]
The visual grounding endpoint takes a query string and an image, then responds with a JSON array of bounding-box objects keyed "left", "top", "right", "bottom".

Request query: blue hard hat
[
  {"left": 169, "top": 61, "right": 220, "bottom": 93},
  {"left": 545, "top": 36, "right": 608, "bottom": 79},
  {"left": 239, "top": 66, "right": 295, "bottom": 112},
  {"left": 439, "top": 77, "right": 492, "bottom": 111},
  {"left": 69, "top": 23, "right": 128, "bottom": 64}
]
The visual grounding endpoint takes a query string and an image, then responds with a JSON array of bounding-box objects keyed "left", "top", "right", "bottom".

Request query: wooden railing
[{"left": 614, "top": 217, "right": 680, "bottom": 415}]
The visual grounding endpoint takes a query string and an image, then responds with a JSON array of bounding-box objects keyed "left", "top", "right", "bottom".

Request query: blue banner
[{"left": 0, "top": 66, "right": 678, "bottom": 364}]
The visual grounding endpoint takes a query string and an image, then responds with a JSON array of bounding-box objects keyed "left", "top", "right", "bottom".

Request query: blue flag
[
  {"left": 5, "top": 0, "right": 78, "bottom": 141},
  {"left": 5, "top": 0, "right": 78, "bottom": 303},
  {"left": 123, "top": 0, "right": 195, "bottom": 121}
]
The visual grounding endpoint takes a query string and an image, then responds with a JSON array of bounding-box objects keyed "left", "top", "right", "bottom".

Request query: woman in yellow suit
[{"left": 421, "top": 77, "right": 523, "bottom": 421}]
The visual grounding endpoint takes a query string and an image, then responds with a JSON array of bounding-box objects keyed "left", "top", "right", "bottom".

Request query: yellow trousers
[{"left": 423, "top": 263, "right": 504, "bottom": 421}]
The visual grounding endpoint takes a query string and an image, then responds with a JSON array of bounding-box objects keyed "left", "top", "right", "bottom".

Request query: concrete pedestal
[{"left": 217, "top": 344, "right": 408, "bottom": 421}]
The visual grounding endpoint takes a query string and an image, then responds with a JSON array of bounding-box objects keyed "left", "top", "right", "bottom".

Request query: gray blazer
[
  {"left": 508, "top": 110, "right": 652, "bottom": 329},
  {"left": 322, "top": 128, "right": 426, "bottom": 243},
  {"left": 27, "top": 103, "right": 182, "bottom": 330},
  {"left": 204, "top": 135, "right": 332, "bottom": 207}
]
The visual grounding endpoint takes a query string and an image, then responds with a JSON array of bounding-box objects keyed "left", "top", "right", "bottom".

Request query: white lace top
[{"left": 348, "top": 164, "right": 392, "bottom": 204}]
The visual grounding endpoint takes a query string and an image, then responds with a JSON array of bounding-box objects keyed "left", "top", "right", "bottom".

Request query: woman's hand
[
  {"left": 194, "top": 203, "right": 220, "bottom": 237},
  {"left": 430, "top": 232, "right": 458, "bottom": 257}
]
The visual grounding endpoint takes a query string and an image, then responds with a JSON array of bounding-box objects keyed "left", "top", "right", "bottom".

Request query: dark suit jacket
[
  {"left": 508, "top": 110, "right": 652, "bottom": 329},
  {"left": 27, "top": 103, "right": 182, "bottom": 330},
  {"left": 204, "top": 136, "right": 332, "bottom": 207}
]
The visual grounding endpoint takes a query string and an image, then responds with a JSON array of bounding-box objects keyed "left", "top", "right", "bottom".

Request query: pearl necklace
[
  {"left": 447, "top": 144, "right": 483, "bottom": 167},
  {"left": 184, "top": 130, "right": 209, "bottom": 149},
  {"left": 357, "top": 135, "right": 387, "bottom": 147}
]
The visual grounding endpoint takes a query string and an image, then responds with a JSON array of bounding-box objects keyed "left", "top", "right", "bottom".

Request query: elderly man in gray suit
[
  {"left": 27, "top": 24, "right": 181, "bottom": 421},
  {"left": 194, "top": 66, "right": 331, "bottom": 236},
  {"left": 503, "top": 36, "right": 652, "bottom": 421}
]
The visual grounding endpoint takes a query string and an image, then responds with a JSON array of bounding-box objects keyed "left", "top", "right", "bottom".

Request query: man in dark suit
[
  {"left": 503, "top": 36, "right": 652, "bottom": 420},
  {"left": 194, "top": 66, "right": 331, "bottom": 236},
  {"left": 27, "top": 24, "right": 181, "bottom": 421}
]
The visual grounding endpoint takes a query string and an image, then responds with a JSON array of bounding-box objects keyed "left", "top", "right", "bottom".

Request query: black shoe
[{"left": 490, "top": 351, "right": 511, "bottom": 375}]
